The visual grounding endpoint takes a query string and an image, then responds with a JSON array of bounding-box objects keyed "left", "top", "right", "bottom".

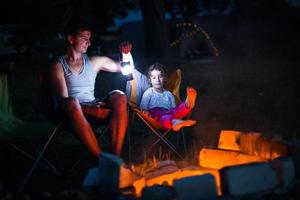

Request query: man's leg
[
  {"left": 61, "top": 97, "right": 101, "bottom": 157},
  {"left": 108, "top": 91, "right": 128, "bottom": 156}
]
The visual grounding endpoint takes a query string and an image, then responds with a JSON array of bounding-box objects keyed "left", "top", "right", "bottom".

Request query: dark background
[{"left": 1, "top": 0, "right": 300, "bottom": 198}]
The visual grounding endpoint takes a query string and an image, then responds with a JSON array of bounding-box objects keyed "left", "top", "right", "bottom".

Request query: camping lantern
[{"left": 121, "top": 61, "right": 133, "bottom": 81}]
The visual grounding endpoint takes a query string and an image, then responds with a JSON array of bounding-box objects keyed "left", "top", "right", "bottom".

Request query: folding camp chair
[
  {"left": 11, "top": 71, "right": 110, "bottom": 194},
  {"left": 132, "top": 108, "right": 187, "bottom": 159},
  {"left": 128, "top": 69, "right": 188, "bottom": 160}
]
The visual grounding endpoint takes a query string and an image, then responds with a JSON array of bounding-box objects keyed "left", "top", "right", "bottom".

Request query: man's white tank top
[{"left": 58, "top": 54, "right": 97, "bottom": 103}]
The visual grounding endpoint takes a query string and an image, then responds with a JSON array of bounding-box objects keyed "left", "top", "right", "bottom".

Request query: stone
[
  {"left": 133, "top": 168, "right": 221, "bottom": 196},
  {"left": 82, "top": 168, "right": 99, "bottom": 188},
  {"left": 292, "top": 139, "right": 300, "bottom": 178},
  {"left": 98, "top": 152, "right": 123, "bottom": 194},
  {"left": 218, "top": 130, "right": 242, "bottom": 151},
  {"left": 199, "top": 148, "right": 267, "bottom": 169},
  {"left": 270, "top": 138, "right": 288, "bottom": 159},
  {"left": 270, "top": 156, "right": 295, "bottom": 187},
  {"left": 240, "top": 132, "right": 288, "bottom": 160},
  {"left": 255, "top": 136, "right": 273, "bottom": 159},
  {"left": 174, "top": 174, "right": 218, "bottom": 200},
  {"left": 221, "top": 162, "right": 278, "bottom": 196},
  {"left": 141, "top": 185, "right": 174, "bottom": 200},
  {"left": 82, "top": 152, "right": 135, "bottom": 195},
  {"left": 218, "top": 131, "right": 288, "bottom": 160},
  {"left": 239, "top": 132, "right": 262, "bottom": 156}
]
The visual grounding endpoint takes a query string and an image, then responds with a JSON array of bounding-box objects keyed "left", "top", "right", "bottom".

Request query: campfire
[{"left": 130, "top": 130, "right": 293, "bottom": 198}]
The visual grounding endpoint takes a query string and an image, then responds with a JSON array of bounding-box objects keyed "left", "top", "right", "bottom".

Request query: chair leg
[
  {"left": 148, "top": 129, "right": 183, "bottom": 159},
  {"left": 11, "top": 144, "right": 54, "bottom": 172},
  {"left": 69, "top": 125, "right": 109, "bottom": 172},
  {"left": 138, "top": 114, "right": 176, "bottom": 148},
  {"left": 149, "top": 130, "right": 171, "bottom": 149},
  {"left": 69, "top": 151, "right": 90, "bottom": 172},
  {"left": 17, "top": 123, "right": 62, "bottom": 195},
  {"left": 29, "top": 141, "right": 61, "bottom": 175},
  {"left": 136, "top": 112, "right": 183, "bottom": 159}
]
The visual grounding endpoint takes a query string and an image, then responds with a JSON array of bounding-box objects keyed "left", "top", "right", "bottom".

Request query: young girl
[{"left": 140, "top": 63, "right": 197, "bottom": 131}]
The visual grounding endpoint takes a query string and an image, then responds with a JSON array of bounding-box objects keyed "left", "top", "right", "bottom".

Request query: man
[{"left": 50, "top": 23, "right": 128, "bottom": 158}]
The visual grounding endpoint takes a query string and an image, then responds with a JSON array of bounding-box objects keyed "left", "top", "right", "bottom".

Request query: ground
[{"left": 1, "top": 11, "right": 300, "bottom": 199}]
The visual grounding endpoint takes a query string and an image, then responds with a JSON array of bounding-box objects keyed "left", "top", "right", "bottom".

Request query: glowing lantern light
[{"left": 120, "top": 62, "right": 133, "bottom": 81}]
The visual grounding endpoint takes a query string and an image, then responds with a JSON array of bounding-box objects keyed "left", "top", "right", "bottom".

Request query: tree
[
  {"left": 139, "top": 0, "right": 233, "bottom": 61},
  {"left": 140, "top": 0, "right": 170, "bottom": 60},
  {"left": 1, "top": 0, "right": 136, "bottom": 39},
  {"left": 1, "top": 0, "right": 138, "bottom": 57}
]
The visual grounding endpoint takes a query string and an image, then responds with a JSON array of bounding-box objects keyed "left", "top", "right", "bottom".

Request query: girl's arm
[{"left": 140, "top": 89, "right": 151, "bottom": 110}]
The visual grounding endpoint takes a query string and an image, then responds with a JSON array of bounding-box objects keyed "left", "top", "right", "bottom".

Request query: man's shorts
[{"left": 54, "top": 90, "right": 124, "bottom": 127}]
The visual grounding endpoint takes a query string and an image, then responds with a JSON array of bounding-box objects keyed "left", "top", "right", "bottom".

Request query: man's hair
[
  {"left": 147, "top": 63, "right": 166, "bottom": 79},
  {"left": 64, "top": 21, "right": 93, "bottom": 38}
]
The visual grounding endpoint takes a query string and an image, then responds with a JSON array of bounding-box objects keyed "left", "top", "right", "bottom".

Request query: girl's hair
[{"left": 147, "top": 63, "right": 166, "bottom": 79}]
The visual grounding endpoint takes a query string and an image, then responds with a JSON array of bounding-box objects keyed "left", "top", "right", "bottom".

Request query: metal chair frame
[
  {"left": 12, "top": 122, "right": 109, "bottom": 194},
  {"left": 130, "top": 108, "right": 188, "bottom": 160}
]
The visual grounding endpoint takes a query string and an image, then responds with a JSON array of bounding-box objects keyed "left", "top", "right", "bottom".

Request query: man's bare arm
[
  {"left": 50, "top": 62, "right": 68, "bottom": 100},
  {"left": 90, "top": 56, "right": 121, "bottom": 73}
]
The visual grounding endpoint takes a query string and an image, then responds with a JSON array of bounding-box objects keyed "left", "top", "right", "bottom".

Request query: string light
[{"left": 170, "top": 22, "right": 219, "bottom": 57}]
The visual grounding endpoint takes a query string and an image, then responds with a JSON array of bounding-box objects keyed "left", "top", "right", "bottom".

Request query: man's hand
[
  {"left": 92, "top": 107, "right": 110, "bottom": 119},
  {"left": 95, "top": 101, "right": 107, "bottom": 108},
  {"left": 119, "top": 41, "right": 132, "bottom": 54},
  {"left": 82, "top": 103, "right": 111, "bottom": 119}
]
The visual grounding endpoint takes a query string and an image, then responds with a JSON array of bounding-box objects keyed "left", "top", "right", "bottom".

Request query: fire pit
[{"left": 131, "top": 130, "right": 294, "bottom": 199}]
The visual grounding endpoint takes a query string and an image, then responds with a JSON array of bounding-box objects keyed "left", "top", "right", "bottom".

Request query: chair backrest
[
  {"left": 129, "top": 68, "right": 183, "bottom": 131},
  {"left": 39, "top": 71, "right": 56, "bottom": 121},
  {"left": 128, "top": 68, "right": 182, "bottom": 108},
  {"left": 164, "top": 69, "right": 182, "bottom": 105},
  {"left": 0, "top": 73, "right": 13, "bottom": 116}
]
